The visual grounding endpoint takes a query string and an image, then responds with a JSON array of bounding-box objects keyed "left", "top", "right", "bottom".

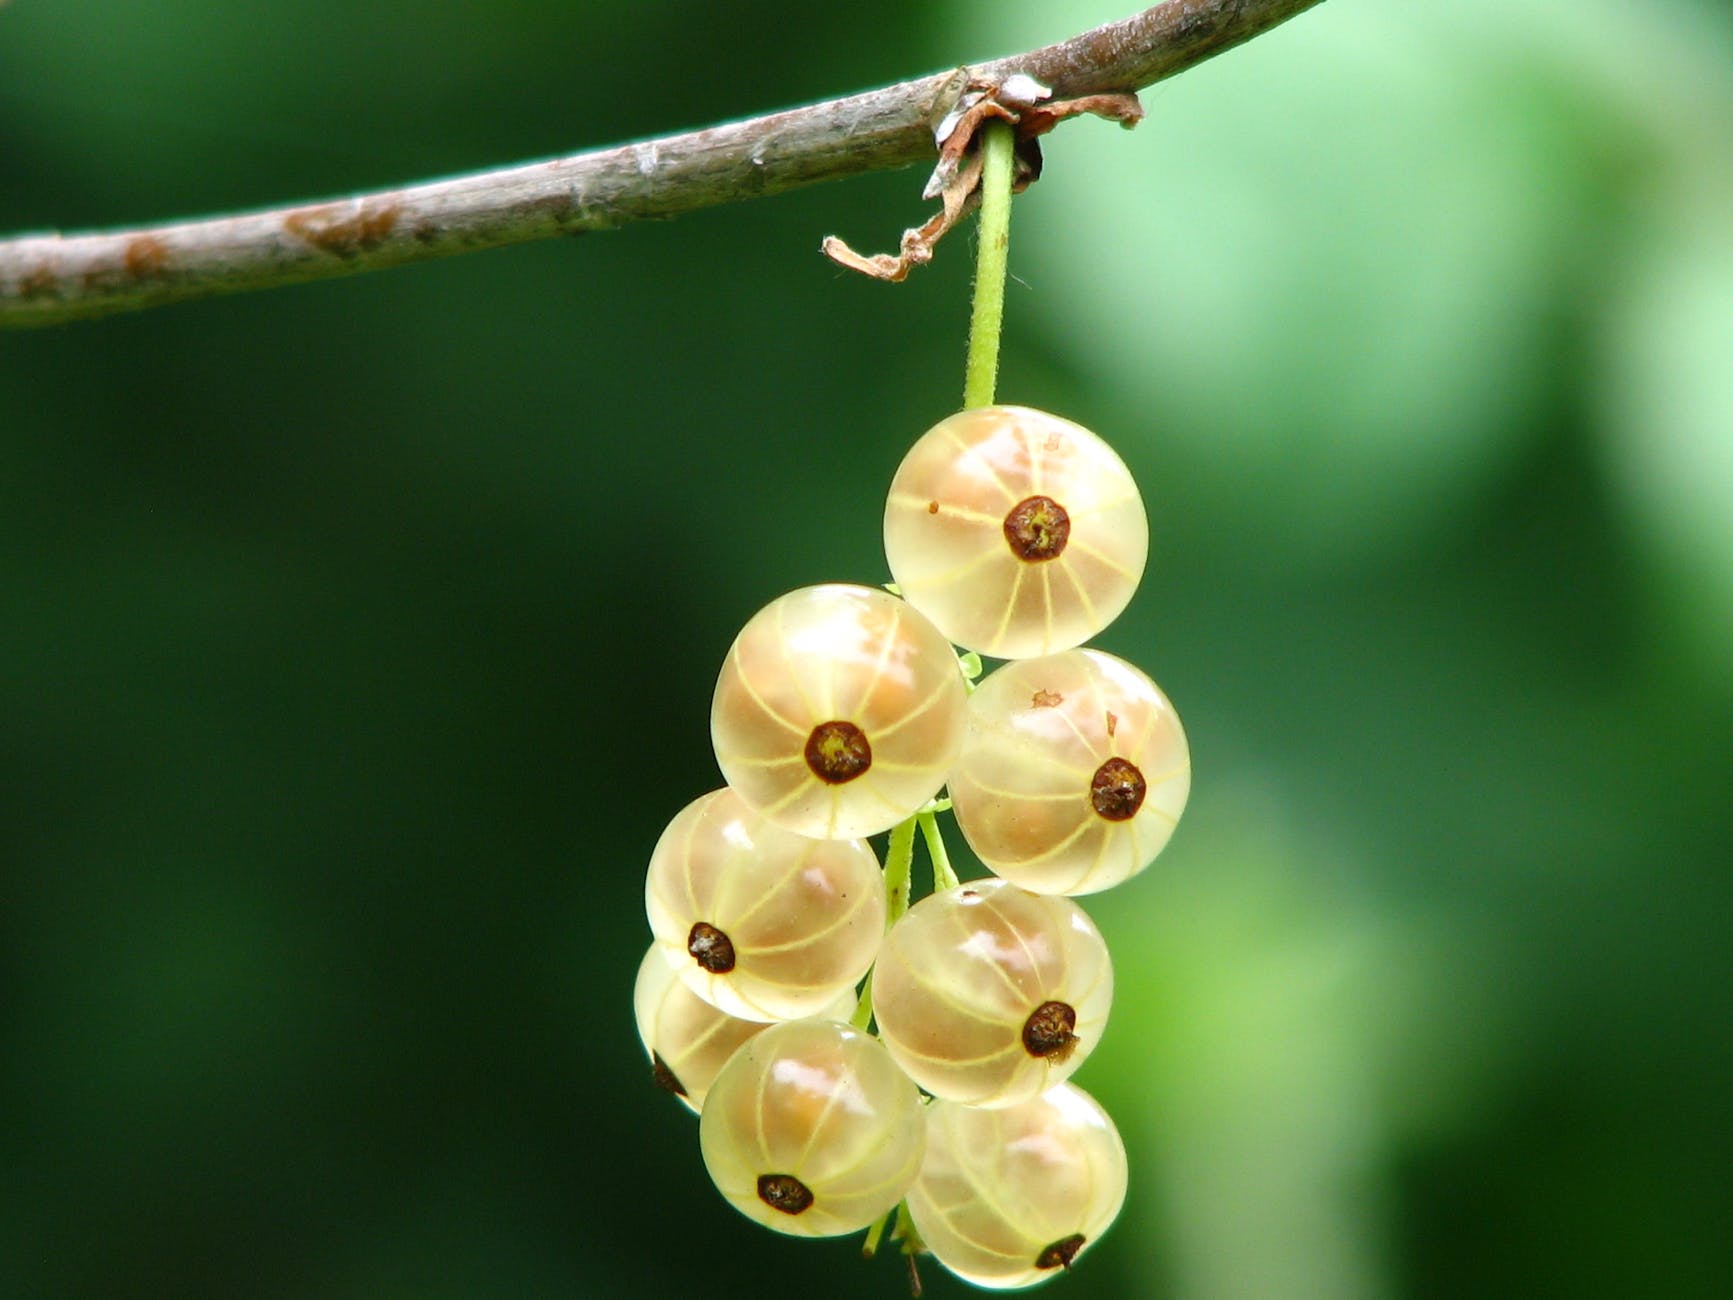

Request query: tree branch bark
[{"left": 0, "top": 0, "right": 1323, "bottom": 329}]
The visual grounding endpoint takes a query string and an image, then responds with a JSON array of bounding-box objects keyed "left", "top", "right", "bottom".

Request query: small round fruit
[
  {"left": 949, "top": 649, "right": 1190, "bottom": 895},
  {"left": 632, "top": 946, "right": 854, "bottom": 1114},
  {"left": 644, "top": 788, "right": 885, "bottom": 1021},
  {"left": 907, "top": 1083, "right": 1128, "bottom": 1289},
  {"left": 699, "top": 1018, "right": 925, "bottom": 1237},
  {"left": 711, "top": 583, "right": 967, "bottom": 839},
  {"left": 883, "top": 406, "right": 1148, "bottom": 659},
  {"left": 871, "top": 880, "right": 1112, "bottom": 1107}
]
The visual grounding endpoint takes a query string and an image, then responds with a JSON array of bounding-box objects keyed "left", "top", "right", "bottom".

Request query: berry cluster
[{"left": 634, "top": 405, "right": 1190, "bottom": 1289}]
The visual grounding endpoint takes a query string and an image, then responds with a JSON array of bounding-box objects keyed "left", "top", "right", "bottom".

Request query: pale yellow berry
[
  {"left": 643, "top": 788, "right": 884, "bottom": 1022},
  {"left": 711, "top": 583, "right": 967, "bottom": 839},
  {"left": 871, "top": 880, "right": 1113, "bottom": 1107},
  {"left": 631, "top": 946, "right": 854, "bottom": 1114},
  {"left": 699, "top": 1019, "right": 925, "bottom": 1237},
  {"left": 908, "top": 1083, "right": 1128, "bottom": 1289},
  {"left": 949, "top": 649, "right": 1191, "bottom": 895},
  {"left": 883, "top": 406, "right": 1148, "bottom": 659}
]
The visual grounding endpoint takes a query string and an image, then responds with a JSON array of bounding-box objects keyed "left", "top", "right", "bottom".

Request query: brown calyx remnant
[
  {"left": 1031, "top": 689, "right": 1063, "bottom": 708},
  {"left": 1090, "top": 757, "right": 1146, "bottom": 822},
  {"left": 1022, "top": 1000, "right": 1078, "bottom": 1061},
  {"left": 804, "top": 719, "right": 872, "bottom": 784},
  {"left": 1003, "top": 494, "right": 1071, "bottom": 561},
  {"left": 756, "top": 1173, "right": 815, "bottom": 1216},
  {"left": 686, "top": 922, "right": 736, "bottom": 973},
  {"left": 927, "top": 499, "right": 941, "bottom": 514},
  {"left": 650, "top": 1052, "right": 687, "bottom": 1098},
  {"left": 822, "top": 73, "right": 1142, "bottom": 283},
  {"left": 283, "top": 201, "right": 402, "bottom": 260},
  {"left": 1036, "top": 1233, "right": 1087, "bottom": 1271}
]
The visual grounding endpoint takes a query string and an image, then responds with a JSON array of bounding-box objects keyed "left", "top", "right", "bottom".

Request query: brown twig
[{"left": 0, "top": 0, "right": 1325, "bottom": 329}]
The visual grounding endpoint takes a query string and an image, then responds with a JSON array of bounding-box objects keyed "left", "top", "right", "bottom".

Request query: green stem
[
  {"left": 862, "top": 1206, "right": 892, "bottom": 1259},
  {"left": 856, "top": 815, "right": 919, "bottom": 1031},
  {"left": 895, "top": 1198, "right": 925, "bottom": 1257},
  {"left": 849, "top": 970, "right": 875, "bottom": 1031},
  {"left": 962, "top": 119, "right": 1016, "bottom": 410},
  {"left": 884, "top": 815, "right": 917, "bottom": 925},
  {"left": 918, "top": 811, "right": 961, "bottom": 893}
]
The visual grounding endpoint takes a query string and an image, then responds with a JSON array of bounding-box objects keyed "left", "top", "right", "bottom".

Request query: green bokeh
[{"left": 3, "top": 2, "right": 1730, "bottom": 1296}]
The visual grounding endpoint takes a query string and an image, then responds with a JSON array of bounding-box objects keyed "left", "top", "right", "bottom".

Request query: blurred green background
[{"left": 3, "top": 1, "right": 1730, "bottom": 1296}]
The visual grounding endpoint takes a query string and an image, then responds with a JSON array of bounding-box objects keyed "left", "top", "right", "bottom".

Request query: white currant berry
[
  {"left": 631, "top": 946, "right": 854, "bottom": 1114},
  {"left": 711, "top": 583, "right": 967, "bottom": 839},
  {"left": 644, "top": 788, "right": 885, "bottom": 1022},
  {"left": 949, "top": 649, "right": 1190, "bottom": 895},
  {"left": 699, "top": 1018, "right": 925, "bottom": 1237},
  {"left": 908, "top": 1082, "right": 1128, "bottom": 1289},
  {"left": 871, "top": 879, "right": 1112, "bottom": 1107},
  {"left": 883, "top": 405, "right": 1148, "bottom": 659}
]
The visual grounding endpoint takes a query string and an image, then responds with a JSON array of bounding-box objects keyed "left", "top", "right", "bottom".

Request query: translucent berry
[
  {"left": 883, "top": 406, "right": 1148, "bottom": 659},
  {"left": 871, "top": 880, "right": 1113, "bottom": 1107},
  {"left": 711, "top": 584, "right": 967, "bottom": 839},
  {"left": 907, "top": 1083, "right": 1128, "bottom": 1289},
  {"left": 948, "top": 649, "right": 1190, "bottom": 895},
  {"left": 631, "top": 946, "right": 854, "bottom": 1114},
  {"left": 644, "top": 788, "right": 885, "bottom": 1021},
  {"left": 699, "top": 1018, "right": 925, "bottom": 1237}
]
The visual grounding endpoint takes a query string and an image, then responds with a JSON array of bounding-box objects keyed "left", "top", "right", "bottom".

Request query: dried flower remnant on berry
[
  {"left": 803, "top": 720, "right": 872, "bottom": 784},
  {"left": 1003, "top": 494, "right": 1071, "bottom": 561},
  {"left": 1022, "top": 999, "right": 1079, "bottom": 1061},
  {"left": 757, "top": 1174, "right": 815, "bottom": 1216},
  {"left": 1089, "top": 756, "right": 1147, "bottom": 822},
  {"left": 651, "top": 1051, "right": 687, "bottom": 1098},
  {"left": 1037, "top": 1234, "right": 1087, "bottom": 1271},
  {"left": 687, "top": 921, "right": 737, "bottom": 973}
]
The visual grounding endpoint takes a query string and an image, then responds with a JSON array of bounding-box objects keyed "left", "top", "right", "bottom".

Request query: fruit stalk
[
  {"left": 852, "top": 814, "right": 918, "bottom": 1031},
  {"left": 917, "top": 810, "right": 961, "bottom": 894},
  {"left": 963, "top": 120, "right": 1017, "bottom": 410}
]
